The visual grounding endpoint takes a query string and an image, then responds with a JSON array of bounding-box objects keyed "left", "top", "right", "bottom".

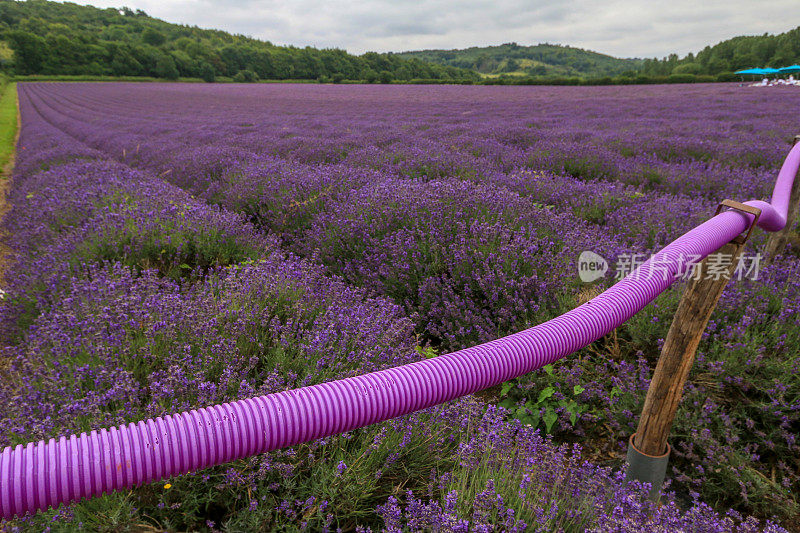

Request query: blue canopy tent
[
  {"left": 735, "top": 66, "right": 800, "bottom": 84},
  {"left": 735, "top": 68, "right": 768, "bottom": 83}
]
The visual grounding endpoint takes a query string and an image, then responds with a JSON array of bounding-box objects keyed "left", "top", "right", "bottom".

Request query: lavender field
[{"left": 1, "top": 82, "right": 799, "bottom": 531}]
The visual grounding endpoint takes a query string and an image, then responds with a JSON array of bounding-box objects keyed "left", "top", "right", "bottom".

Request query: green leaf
[
  {"left": 543, "top": 407, "right": 558, "bottom": 433},
  {"left": 543, "top": 364, "right": 554, "bottom": 376},
  {"left": 500, "top": 382, "right": 513, "bottom": 397},
  {"left": 573, "top": 385, "right": 585, "bottom": 395},
  {"left": 537, "top": 386, "right": 555, "bottom": 404},
  {"left": 519, "top": 414, "right": 535, "bottom": 426},
  {"left": 414, "top": 345, "right": 437, "bottom": 359}
]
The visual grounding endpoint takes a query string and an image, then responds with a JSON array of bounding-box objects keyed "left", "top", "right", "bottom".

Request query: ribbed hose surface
[{"left": 2, "top": 141, "right": 799, "bottom": 520}]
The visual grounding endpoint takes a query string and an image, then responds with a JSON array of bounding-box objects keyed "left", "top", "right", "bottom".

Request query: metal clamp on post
[{"left": 714, "top": 199, "right": 762, "bottom": 244}]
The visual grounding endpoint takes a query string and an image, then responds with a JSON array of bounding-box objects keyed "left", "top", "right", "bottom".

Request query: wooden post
[
  {"left": 626, "top": 200, "right": 760, "bottom": 499},
  {"left": 633, "top": 240, "right": 744, "bottom": 456},
  {"left": 763, "top": 135, "right": 800, "bottom": 262}
]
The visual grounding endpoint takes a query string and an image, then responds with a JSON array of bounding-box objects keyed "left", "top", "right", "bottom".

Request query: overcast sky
[{"left": 63, "top": 0, "right": 800, "bottom": 58}]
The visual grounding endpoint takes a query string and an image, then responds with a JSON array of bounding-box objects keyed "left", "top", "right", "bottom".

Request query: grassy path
[
  {"left": 0, "top": 80, "right": 18, "bottom": 173},
  {"left": 0, "top": 79, "right": 19, "bottom": 294}
]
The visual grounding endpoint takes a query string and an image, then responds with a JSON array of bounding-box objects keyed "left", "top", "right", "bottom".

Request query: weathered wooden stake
[
  {"left": 634, "top": 241, "right": 744, "bottom": 454},
  {"left": 763, "top": 135, "right": 800, "bottom": 262},
  {"left": 626, "top": 201, "right": 760, "bottom": 500}
]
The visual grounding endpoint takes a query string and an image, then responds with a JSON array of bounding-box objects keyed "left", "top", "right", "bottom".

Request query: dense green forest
[
  {"left": 641, "top": 26, "right": 800, "bottom": 76},
  {"left": 0, "top": 0, "right": 479, "bottom": 82},
  {"left": 397, "top": 43, "right": 642, "bottom": 79}
]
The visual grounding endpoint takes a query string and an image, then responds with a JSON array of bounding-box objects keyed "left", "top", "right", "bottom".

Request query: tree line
[
  {"left": 0, "top": 0, "right": 479, "bottom": 82},
  {"left": 641, "top": 26, "right": 800, "bottom": 77}
]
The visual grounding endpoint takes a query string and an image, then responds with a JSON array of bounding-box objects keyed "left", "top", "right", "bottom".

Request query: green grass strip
[{"left": 0, "top": 78, "right": 18, "bottom": 175}]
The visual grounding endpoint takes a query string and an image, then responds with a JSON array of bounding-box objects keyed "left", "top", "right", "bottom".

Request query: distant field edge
[{"left": 11, "top": 73, "right": 749, "bottom": 86}]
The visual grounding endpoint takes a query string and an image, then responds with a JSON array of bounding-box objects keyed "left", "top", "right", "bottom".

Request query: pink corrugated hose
[{"left": 1, "top": 142, "right": 799, "bottom": 520}]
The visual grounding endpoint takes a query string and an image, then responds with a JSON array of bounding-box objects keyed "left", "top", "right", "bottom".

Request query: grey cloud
[{"left": 62, "top": 0, "right": 799, "bottom": 58}]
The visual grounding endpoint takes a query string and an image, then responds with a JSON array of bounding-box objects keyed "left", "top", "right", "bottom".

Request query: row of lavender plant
[
  {"left": 18, "top": 82, "right": 800, "bottom": 522},
  {"left": 0, "top": 83, "right": 782, "bottom": 531}
]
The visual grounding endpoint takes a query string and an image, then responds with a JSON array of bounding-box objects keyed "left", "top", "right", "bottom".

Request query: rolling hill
[{"left": 397, "top": 42, "right": 642, "bottom": 79}]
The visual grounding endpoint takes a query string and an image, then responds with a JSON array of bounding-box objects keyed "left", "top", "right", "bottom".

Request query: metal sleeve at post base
[{"left": 625, "top": 433, "right": 671, "bottom": 502}]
